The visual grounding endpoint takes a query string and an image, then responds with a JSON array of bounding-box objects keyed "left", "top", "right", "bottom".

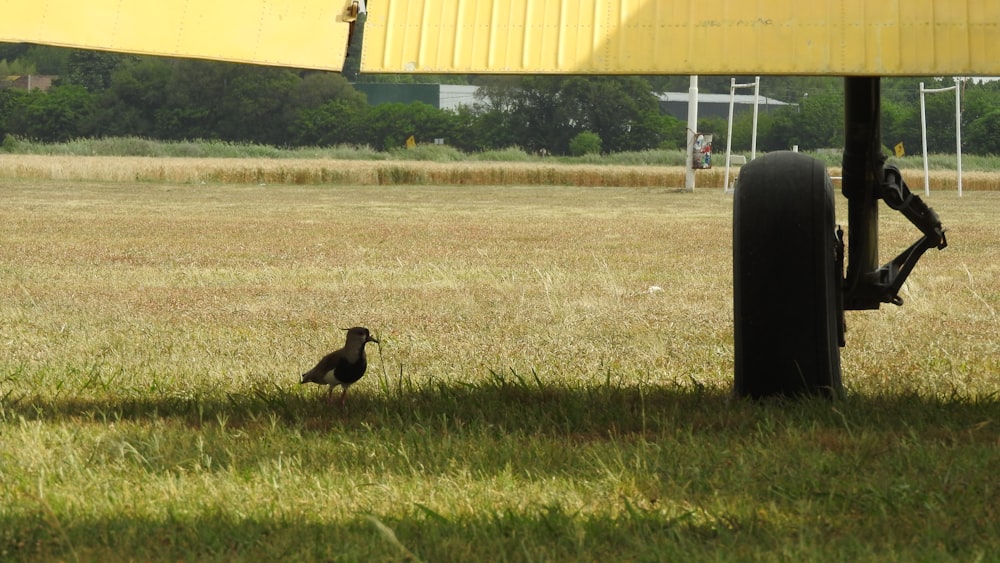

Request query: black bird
[{"left": 300, "top": 327, "right": 379, "bottom": 406}]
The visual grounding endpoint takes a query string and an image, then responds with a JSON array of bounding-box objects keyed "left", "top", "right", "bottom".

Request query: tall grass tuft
[
  {"left": 0, "top": 154, "right": 722, "bottom": 187},
  {"left": 467, "top": 146, "right": 535, "bottom": 162},
  {"left": 388, "top": 144, "right": 466, "bottom": 162},
  {"left": 3, "top": 135, "right": 997, "bottom": 169},
  {"left": 2, "top": 137, "right": 998, "bottom": 190},
  {"left": 572, "top": 148, "right": 690, "bottom": 166}
]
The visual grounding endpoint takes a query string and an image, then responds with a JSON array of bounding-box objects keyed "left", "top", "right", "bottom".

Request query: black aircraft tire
[{"left": 732, "top": 151, "right": 844, "bottom": 399}]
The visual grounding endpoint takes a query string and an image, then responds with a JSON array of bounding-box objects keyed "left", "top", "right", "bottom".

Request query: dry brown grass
[
  {"left": 1, "top": 180, "right": 734, "bottom": 393},
  {"left": 827, "top": 167, "right": 999, "bottom": 193},
  {"left": 835, "top": 192, "right": 1000, "bottom": 395},
  {"left": 6, "top": 154, "right": 997, "bottom": 190},
  {"left": 2, "top": 173, "right": 996, "bottom": 398},
  {"left": 7, "top": 155, "right": 1000, "bottom": 192},
  {"left": 0, "top": 154, "right": 688, "bottom": 187}
]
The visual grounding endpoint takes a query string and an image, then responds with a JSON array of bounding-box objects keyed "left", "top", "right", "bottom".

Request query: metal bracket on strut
[{"left": 870, "top": 165, "right": 948, "bottom": 306}]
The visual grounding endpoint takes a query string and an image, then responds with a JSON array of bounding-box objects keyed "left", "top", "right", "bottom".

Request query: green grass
[
  {"left": 1, "top": 135, "right": 694, "bottom": 167},
  {"left": 1, "top": 176, "right": 998, "bottom": 561},
  {"left": 7, "top": 135, "right": 1000, "bottom": 172}
]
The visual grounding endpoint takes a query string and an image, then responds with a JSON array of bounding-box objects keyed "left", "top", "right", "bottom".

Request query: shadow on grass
[
  {"left": 3, "top": 378, "right": 997, "bottom": 561},
  {"left": 3, "top": 370, "right": 997, "bottom": 440},
  {"left": 1, "top": 502, "right": 783, "bottom": 562},
  {"left": 4, "top": 494, "right": 992, "bottom": 562}
]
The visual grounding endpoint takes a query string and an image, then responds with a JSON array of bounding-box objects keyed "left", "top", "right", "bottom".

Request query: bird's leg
[
  {"left": 339, "top": 387, "right": 349, "bottom": 407},
  {"left": 326, "top": 386, "right": 335, "bottom": 404}
]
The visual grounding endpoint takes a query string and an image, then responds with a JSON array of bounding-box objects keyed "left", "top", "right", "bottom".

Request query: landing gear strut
[{"left": 732, "top": 77, "right": 947, "bottom": 399}]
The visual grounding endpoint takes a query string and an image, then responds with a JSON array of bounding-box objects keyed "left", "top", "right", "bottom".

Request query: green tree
[
  {"left": 792, "top": 91, "right": 844, "bottom": 149},
  {"left": 151, "top": 59, "right": 226, "bottom": 140},
  {"left": 761, "top": 76, "right": 841, "bottom": 105},
  {"left": 92, "top": 57, "right": 173, "bottom": 137},
  {"left": 568, "top": 131, "right": 602, "bottom": 156},
  {"left": 0, "top": 43, "right": 71, "bottom": 72},
  {"left": 958, "top": 80, "right": 1000, "bottom": 154},
  {"left": 62, "top": 50, "right": 137, "bottom": 91},
  {"left": 559, "top": 76, "right": 666, "bottom": 152},
  {"left": 284, "top": 73, "right": 363, "bottom": 123},
  {"left": 445, "top": 106, "right": 491, "bottom": 152},
  {"left": 471, "top": 76, "right": 522, "bottom": 113},
  {"left": 965, "top": 109, "right": 1000, "bottom": 155},
  {"left": 881, "top": 97, "right": 919, "bottom": 156},
  {"left": 358, "top": 102, "right": 457, "bottom": 150},
  {"left": 152, "top": 59, "right": 301, "bottom": 144},
  {"left": 729, "top": 108, "right": 763, "bottom": 153},
  {"left": 503, "top": 76, "right": 571, "bottom": 154},
  {"left": 216, "top": 65, "right": 300, "bottom": 145},
  {"left": 22, "top": 44, "right": 72, "bottom": 75},
  {"left": 474, "top": 76, "right": 676, "bottom": 155},
  {"left": 460, "top": 108, "right": 518, "bottom": 151},
  {"left": 292, "top": 97, "right": 367, "bottom": 146},
  {"left": 0, "top": 88, "right": 31, "bottom": 140},
  {"left": 5, "top": 85, "right": 97, "bottom": 142},
  {"left": 0, "top": 58, "right": 36, "bottom": 76},
  {"left": 284, "top": 73, "right": 366, "bottom": 146}
]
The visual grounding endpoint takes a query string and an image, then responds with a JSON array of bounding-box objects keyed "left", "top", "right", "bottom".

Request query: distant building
[
  {"left": 437, "top": 85, "right": 480, "bottom": 111},
  {"left": 1, "top": 75, "right": 57, "bottom": 91},
  {"left": 353, "top": 83, "right": 480, "bottom": 111},
  {"left": 352, "top": 83, "right": 791, "bottom": 118},
  {"left": 655, "top": 92, "right": 790, "bottom": 120}
]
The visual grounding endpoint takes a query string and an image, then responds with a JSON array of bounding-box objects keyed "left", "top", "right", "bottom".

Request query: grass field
[
  {"left": 1, "top": 162, "right": 998, "bottom": 560},
  {"left": 2, "top": 152, "right": 999, "bottom": 192}
]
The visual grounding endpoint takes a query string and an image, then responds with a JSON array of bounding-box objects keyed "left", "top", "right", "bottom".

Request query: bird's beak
[{"left": 367, "top": 335, "right": 379, "bottom": 344}]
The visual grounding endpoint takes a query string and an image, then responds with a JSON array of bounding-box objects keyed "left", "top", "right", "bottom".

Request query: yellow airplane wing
[
  {"left": 361, "top": 0, "right": 1000, "bottom": 76},
  {"left": 0, "top": 0, "right": 354, "bottom": 71},
  {"left": 3, "top": 0, "right": 998, "bottom": 76}
]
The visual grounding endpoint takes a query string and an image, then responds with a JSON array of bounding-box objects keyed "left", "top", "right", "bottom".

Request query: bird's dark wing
[{"left": 301, "top": 350, "right": 346, "bottom": 384}]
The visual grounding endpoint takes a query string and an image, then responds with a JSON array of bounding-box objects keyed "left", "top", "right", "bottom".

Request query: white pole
[
  {"left": 750, "top": 76, "right": 760, "bottom": 160},
  {"left": 685, "top": 75, "right": 698, "bottom": 192},
  {"left": 954, "top": 77, "right": 963, "bottom": 197},
  {"left": 723, "top": 78, "right": 736, "bottom": 192},
  {"left": 722, "top": 77, "right": 761, "bottom": 191},
  {"left": 920, "top": 82, "right": 930, "bottom": 196},
  {"left": 920, "top": 81, "right": 963, "bottom": 197}
]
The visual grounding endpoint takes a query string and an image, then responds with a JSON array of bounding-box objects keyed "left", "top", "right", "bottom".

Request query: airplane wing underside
[
  {"left": 0, "top": 0, "right": 353, "bottom": 71},
  {"left": 1, "top": 0, "right": 999, "bottom": 76}
]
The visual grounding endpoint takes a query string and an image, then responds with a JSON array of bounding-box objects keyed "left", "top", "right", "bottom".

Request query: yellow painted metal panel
[
  {"left": 0, "top": 0, "right": 353, "bottom": 70},
  {"left": 362, "top": 0, "right": 1000, "bottom": 76}
]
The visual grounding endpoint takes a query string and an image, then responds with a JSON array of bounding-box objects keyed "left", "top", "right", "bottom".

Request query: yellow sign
[
  {"left": 894, "top": 142, "right": 905, "bottom": 157},
  {"left": 406, "top": 136, "right": 417, "bottom": 149}
]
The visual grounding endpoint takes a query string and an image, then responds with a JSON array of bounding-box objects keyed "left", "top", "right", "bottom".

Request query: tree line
[{"left": 2, "top": 45, "right": 1000, "bottom": 156}]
